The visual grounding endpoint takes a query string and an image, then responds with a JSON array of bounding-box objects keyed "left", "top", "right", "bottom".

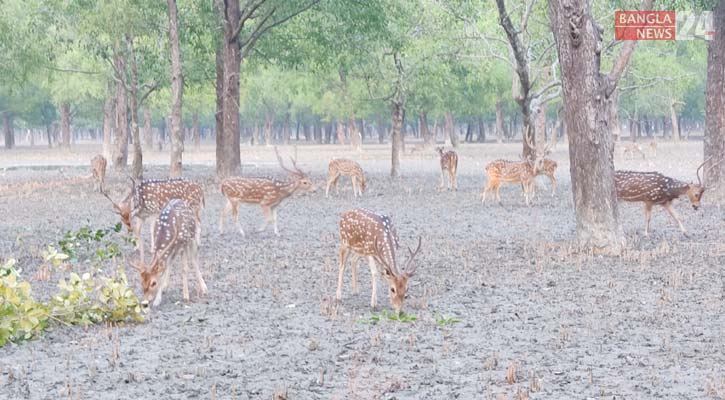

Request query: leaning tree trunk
[
  {"left": 167, "top": 0, "right": 184, "bottom": 178},
  {"left": 704, "top": 0, "right": 725, "bottom": 193},
  {"left": 143, "top": 107, "right": 153, "bottom": 150},
  {"left": 216, "top": 0, "right": 241, "bottom": 177},
  {"left": 549, "top": 0, "right": 638, "bottom": 252},
  {"left": 2, "top": 113, "right": 14, "bottom": 149},
  {"left": 112, "top": 44, "right": 129, "bottom": 172},
  {"left": 60, "top": 103, "right": 71, "bottom": 149},
  {"left": 102, "top": 96, "right": 114, "bottom": 159},
  {"left": 127, "top": 36, "right": 143, "bottom": 180},
  {"left": 445, "top": 112, "right": 459, "bottom": 148}
]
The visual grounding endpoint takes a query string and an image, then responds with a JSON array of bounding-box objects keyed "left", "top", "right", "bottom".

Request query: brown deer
[
  {"left": 325, "top": 159, "right": 366, "bottom": 198},
  {"left": 130, "top": 199, "right": 207, "bottom": 307},
  {"left": 103, "top": 178, "right": 205, "bottom": 262},
  {"left": 648, "top": 139, "right": 657, "bottom": 157},
  {"left": 622, "top": 142, "right": 646, "bottom": 160},
  {"left": 336, "top": 208, "right": 421, "bottom": 314},
  {"left": 436, "top": 147, "right": 458, "bottom": 190},
  {"left": 219, "top": 147, "right": 315, "bottom": 236},
  {"left": 481, "top": 129, "right": 553, "bottom": 205},
  {"left": 615, "top": 158, "right": 720, "bottom": 236},
  {"left": 90, "top": 155, "right": 107, "bottom": 192},
  {"left": 531, "top": 158, "right": 558, "bottom": 197}
]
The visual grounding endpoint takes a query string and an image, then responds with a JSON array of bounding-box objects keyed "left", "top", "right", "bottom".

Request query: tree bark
[
  {"left": 670, "top": 99, "right": 681, "bottom": 142},
  {"left": 608, "top": 88, "right": 621, "bottom": 142},
  {"left": 495, "top": 101, "right": 504, "bottom": 143},
  {"left": 264, "top": 112, "right": 274, "bottom": 146},
  {"left": 59, "top": 103, "right": 71, "bottom": 149},
  {"left": 419, "top": 113, "right": 432, "bottom": 147},
  {"left": 127, "top": 36, "right": 143, "bottom": 179},
  {"left": 143, "top": 107, "right": 153, "bottom": 150},
  {"left": 704, "top": 0, "right": 725, "bottom": 191},
  {"left": 477, "top": 117, "right": 486, "bottom": 142},
  {"left": 2, "top": 113, "right": 14, "bottom": 149},
  {"left": 112, "top": 43, "right": 129, "bottom": 171},
  {"left": 192, "top": 112, "right": 200, "bottom": 149},
  {"left": 349, "top": 117, "right": 361, "bottom": 150},
  {"left": 216, "top": 0, "right": 241, "bottom": 177},
  {"left": 445, "top": 111, "right": 458, "bottom": 148},
  {"left": 391, "top": 101, "right": 403, "bottom": 178},
  {"left": 282, "top": 107, "right": 291, "bottom": 145},
  {"left": 167, "top": 0, "right": 184, "bottom": 177},
  {"left": 101, "top": 96, "right": 113, "bottom": 159},
  {"left": 548, "top": 0, "right": 650, "bottom": 251}
]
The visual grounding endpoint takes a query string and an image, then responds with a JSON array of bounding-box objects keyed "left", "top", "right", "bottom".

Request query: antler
[
  {"left": 372, "top": 235, "right": 395, "bottom": 276},
  {"left": 274, "top": 146, "right": 306, "bottom": 178},
  {"left": 403, "top": 236, "right": 422, "bottom": 275},
  {"left": 697, "top": 156, "right": 724, "bottom": 187},
  {"left": 524, "top": 125, "right": 554, "bottom": 161},
  {"left": 101, "top": 190, "right": 122, "bottom": 214}
]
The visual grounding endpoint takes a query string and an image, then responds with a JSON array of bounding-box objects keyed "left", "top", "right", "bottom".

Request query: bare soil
[{"left": 1, "top": 141, "right": 724, "bottom": 399}]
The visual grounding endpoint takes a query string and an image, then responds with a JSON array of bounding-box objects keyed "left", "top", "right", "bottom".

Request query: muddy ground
[{"left": 1, "top": 141, "right": 724, "bottom": 399}]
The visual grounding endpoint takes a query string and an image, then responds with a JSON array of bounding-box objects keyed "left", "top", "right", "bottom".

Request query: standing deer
[
  {"left": 130, "top": 199, "right": 207, "bottom": 307},
  {"left": 90, "top": 155, "right": 107, "bottom": 192},
  {"left": 615, "top": 158, "right": 720, "bottom": 236},
  {"left": 436, "top": 147, "right": 458, "bottom": 190},
  {"left": 648, "top": 139, "right": 657, "bottom": 157},
  {"left": 336, "top": 208, "right": 421, "bottom": 314},
  {"left": 103, "top": 178, "right": 205, "bottom": 262},
  {"left": 325, "top": 159, "right": 366, "bottom": 198},
  {"left": 622, "top": 142, "right": 646, "bottom": 160},
  {"left": 535, "top": 158, "right": 558, "bottom": 196},
  {"left": 219, "top": 147, "right": 315, "bottom": 236}
]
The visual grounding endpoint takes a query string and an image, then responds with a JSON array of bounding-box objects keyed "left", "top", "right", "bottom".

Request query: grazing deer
[
  {"left": 530, "top": 158, "right": 558, "bottom": 197},
  {"left": 103, "top": 178, "right": 205, "bottom": 262},
  {"left": 622, "top": 142, "right": 646, "bottom": 160},
  {"left": 219, "top": 147, "right": 315, "bottom": 236},
  {"left": 482, "top": 129, "right": 553, "bottom": 205},
  {"left": 130, "top": 199, "right": 207, "bottom": 307},
  {"left": 90, "top": 155, "right": 107, "bottom": 192},
  {"left": 436, "top": 147, "right": 458, "bottom": 190},
  {"left": 336, "top": 208, "right": 421, "bottom": 314},
  {"left": 325, "top": 159, "right": 366, "bottom": 198},
  {"left": 615, "top": 158, "right": 720, "bottom": 236}
]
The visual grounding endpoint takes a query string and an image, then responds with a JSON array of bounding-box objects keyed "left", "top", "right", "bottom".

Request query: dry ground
[{"left": 1, "top": 141, "right": 724, "bottom": 399}]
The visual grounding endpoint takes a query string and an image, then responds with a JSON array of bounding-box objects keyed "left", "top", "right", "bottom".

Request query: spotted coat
[
  {"left": 339, "top": 208, "right": 400, "bottom": 271},
  {"left": 326, "top": 159, "right": 366, "bottom": 196},
  {"left": 614, "top": 170, "right": 693, "bottom": 205},
  {"left": 221, "top": 177, "right": 301, "bottom": 208}
]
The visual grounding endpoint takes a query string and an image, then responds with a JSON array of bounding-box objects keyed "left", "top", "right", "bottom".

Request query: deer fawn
[
  {"left": 325, "top": 159, "right": 366, "bottom": 198},
  {"left": 615, "top": 157, "right": 721, "bottom": 236},
  {"left": 103, "top": 178, "right": 205, "bottom": 262},
  {"left": 482, "top": 129, "right": 553, "bottom": 205},
  {"left": 90, "top": 155, "right": 107, "bottom": 192},
  {"left": 130, "top": 199, "right": 207, "bottom": 307},
  {"left": 219, "top": 147, "right": 315, "bottom": 236},
  {"left": 436, "top": 147, "right": 458, "bottom": 190},
  {"left": 336, "top": 208, "right": 421, "bottom": 314},
  {"left": 622, "top": 142, "right": 645, "bottom": 160}
]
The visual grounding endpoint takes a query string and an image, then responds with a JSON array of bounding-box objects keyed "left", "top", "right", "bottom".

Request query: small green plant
[
  {"left": 0, "top": 259, "right": 50, "bottom": 346},
  {"left": 358, "top": 309, "right": 418, "bottom": 324},
  {"left": 57, "top": 223, "right": 131, "bottom": 265},
  {"left": 434, "top": 313, "right": 461, "bottom": 327}
]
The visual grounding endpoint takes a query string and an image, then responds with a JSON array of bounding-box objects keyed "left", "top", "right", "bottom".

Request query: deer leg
[
  {"left": 191, "top": 242, "right": 207, "bottom": 297},
  {"left": 452, "top": 169, "right": 458, "bottom": 190},
  {"left": 325, "top": 174, "right": 335, "bottom": 198},
  {"left": 549, "top": 174, "right": 557, "bottom": 196},
  {"left": 351, "top": 255, "right": 359, "bottom": 295},
  {"left": 232, "top": 201, "right": 244, "bottom": 236},
  {"left": 350, "top": 176, "right": 358, "bottom": 197},
  {"left": 663, "top": 202, "right": 688, "bottom": 236},
  {"left": 133, "top": 220, "right": 144, "bottom": 263},
  {"left": 153, "top": 267, "right": 172, "bottom": 307},
  {"left": 336, "top": 246, "right": 351, "bottom": 302},
  {"left": 438, "top": 169, "right": 445, "bottom": 191},
  {"left": 368, "top": 256, "right": 379, "bottom": 310},
  {"left": 481, "top": 181, "right": 493, "bottom": 203},
  {"left": 257, "top": 206, "right": 270, "bottom": 232},
  {"left": 495, "top": 184, "right": 502, "bottom": 204},
  {"left": 181, "top": 251, "right": 190, "bottom": 302},
  {"left": 219, "top": 200, "right": 229, "bottom": 234},
  {"left": 644, "top": 203, "right": 653, "bottom": 236},
  {"left": 272, "top": 208, "right": 280, "bottom": 236}
]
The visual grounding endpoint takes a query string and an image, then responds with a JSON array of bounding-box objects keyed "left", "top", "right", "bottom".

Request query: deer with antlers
[
  {"left": 219, "top": 147, "right": 315, "bottom": 236},
  {"left": 615, "top": 158, "right": 720, "bottom": 236},
  {"left": 481, "top": 129, "right": 554, "bottom": 205},
  {"left": 336, "top": 208, "right": 421, "bottom": 314},
  {"left": 436, "top": 147, "right": 458, "bottom": 191},
  {"left": 90, "top": 155, "right": 107, "bottom": 192},
  {"left": 103, "top": 178, "right": 205, "bottom": 262},
  {"left": 130, "top": 199, "right": 207, "bottom": 307},
  {"left": 325, "top": 159, "right": 366, "bottom": 198}
]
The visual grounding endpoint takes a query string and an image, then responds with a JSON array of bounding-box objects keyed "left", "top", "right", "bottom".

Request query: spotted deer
[
  {"left": 436, "top": 147, "right": 458, "bottom": 190},
  {"left": 325, "top": 159, "right": 366, "bottom": 198},
  {"left": 615, "top": 157, "right": 721, "bottom": 236},
  {"left": 532, "top": 158, "right": 558, "bottom": 197},
  {"left": 622, "top": 142, "right": 646, "bottom": 160},
  {"left": 129, "top": 199, "right": 207, "bottom": 307},
  {"left": 219, "top": 147, "right": 315, "bottom": 236},
  {"left": 648, "top": 139, "right": 657, "bottom": 157},
  {"left": 90, "top": 155, "right": 107, "bottom": 192},
  {"left": 103, "top": 178, "right": 205, "bottom": 262},
  {"left": 336, "top": 208, "right": 421, "bottom": 314}
]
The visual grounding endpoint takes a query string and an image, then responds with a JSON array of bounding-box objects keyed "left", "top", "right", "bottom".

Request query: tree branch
[
  {"left": 606, "top": 0, "right": 654, "bottom": 94},
  {"left": 240, "top": 0, "right": 319, "bottom": 58}
]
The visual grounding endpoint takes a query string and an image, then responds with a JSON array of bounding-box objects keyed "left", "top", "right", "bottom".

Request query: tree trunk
[
  {"left": 349, "top": 117, "right": 361, "bottom": 150},
  {"left": 670, "top": 99, "right": 681, "bottom": 142},
  {"left": 377, "top": 119, "right": 386, "bottom": 144},
  {"left": 167, "top": 0, "right": 184, "bottom": 177},
  {"left": 549, "top": 0, "right": 638, "bottom": 251},
  {"left": 214, "top": 40, "right": 225, "bottom": 172},
  {"left": 419, "top": 113, "right": 432, "bottom": 147},
  {"left": 495, "top": 101, "right": 504, "bottom": 143},
  {"left": 704, "top": 0, "right": 725, "bottom": 191},
  {"left": 103, "top": 96, "right": 114, "bottom": 159},
  {"left": 336, "top": 121, "right": 345, "bottom": 145},
  {"left": 143, "top": 107, "right": 153, "bottom": 150},
  {"left": 609, "top": 89, "right": 621, "bottom": 142},
  {"left": 477, "top": 117, "right": 486, "bottom": 142},
  {"left": 282, "top": 108, "right": 291, "bottom": 145},
  {"left": 60, "top": 103, "right": 71, "bottom": 149},
  {"left": 464, "top": 122, "right": 473, "bottom": 142},
  {"left": 264, "top": 112, "right": 274, "bottom": 146},
  {"left": 127, "top": 36, "right": 143, "bottom": 180},
  {"left": 391, "top": 101, "right": 404, "bottom": 177},
  {"left": 303, "top": 123, "right": 310, "bottom": 141},
  {"left": 112, "top": 44, "right": 128, "bottom": 171},
  {"left": 192, "top": 112, "right": 200, "bottom": 149},
  {"left": 445, "top": 112, "right": 458, "bottom": 148},
  {"left": 216, "top": 0, "right": 241, "bottom": 177},
  {"left": 2, "top": 113, "right": 14, "bottom": 149}
]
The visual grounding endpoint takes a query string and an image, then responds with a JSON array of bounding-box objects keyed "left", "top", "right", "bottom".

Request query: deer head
[
  {"left": 102, "top": 190, "right": 133, "bottom": 231},
  {"left": 523, "top": 127, "right": 555, "bottom": 174},
  {"left": 374, "top": 236, "right": 421, "bottom": 314},
  {"left": 436, "top": 147, "right": 445, "bottom": 156},
  {"left": 689, "top": 156, "right": 723, "bottom": 210},
  {"left": 275, "top": 146, "right": 315, "bottom": 193},
  {"left": 129, "top": 233, "right": 177, "bottom": 306}
]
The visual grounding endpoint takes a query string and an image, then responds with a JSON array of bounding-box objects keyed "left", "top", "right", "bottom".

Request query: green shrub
[{"left": 0, "top": 259, "right": 49, "bottom": 346}]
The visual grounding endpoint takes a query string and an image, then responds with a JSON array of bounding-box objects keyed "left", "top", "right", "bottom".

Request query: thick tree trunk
[
  {"left": 609, "top": 89, "right": 622, "bottom": 142},
  {"left": 349, "top": 117, "right": 361, "bottom": 150},
  {"left": 60, "top": 104, "right": 71, "bottom": 149},
  {"left": 192, "top": 112, "right": 200, "bottom": 149},
  {"left": 445, "top": 112, "right": 459, "bottom": 148},
  {"left": 2, "top": 113, "right": 14, "bottom": 149},
  {"left": 127, "top": 36, "right": 143, "bottom": 180},
  {"left": 167, "top": 0, "right": 184, "bottom": 177},
  {"left": 549, "top": 0, "right": 629, "bottom": 251},
  {"left": 495, "top": 101, "right": 504, "bottom": 143},
  {"left": 419, "top": 113, "right": 432, "bottom": 147},
  {"left": 477, "top": 117, "right": 486, "bottom": 142},
  {"left": 143, "top": 107, "right": 153, "bottom": 150},
  {"left": 391, "top": 101, "right": 404, "bottom": 177},
  {"left": 112, "top": 45, "right": 129, "bottom": 171},
  {"left": 704, "top": 0, "right": 725, "bottom": 192},
  {"left": 216, "top": 0, "right": 241, "bottom": 177}
]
